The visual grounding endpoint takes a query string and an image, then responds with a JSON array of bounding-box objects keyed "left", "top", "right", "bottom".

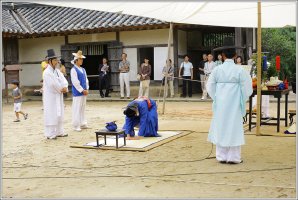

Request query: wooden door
[{"left": 107, "top": 41, "right": 123, "bottom": 91}]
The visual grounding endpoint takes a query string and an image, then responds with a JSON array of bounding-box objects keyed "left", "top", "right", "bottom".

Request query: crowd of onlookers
[{"left": 36, "top": 52, "right": 248, "bottom": 100}]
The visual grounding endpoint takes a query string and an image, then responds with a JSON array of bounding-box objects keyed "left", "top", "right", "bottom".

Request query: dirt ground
[{"left": 2, "top": 100, "right": 296, "bottom": 198}]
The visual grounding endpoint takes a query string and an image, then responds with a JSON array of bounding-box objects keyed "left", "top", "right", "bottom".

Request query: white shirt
[
  {"left": 180, "top": 61, "right": 193, "bottom": 76},
  {"left": 204, "top": 61, "right": 216, "bottom": 75}
]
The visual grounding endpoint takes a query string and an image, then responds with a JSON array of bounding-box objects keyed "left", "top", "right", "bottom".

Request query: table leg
[
  {"left": 96, "top": 133, "right": 99, "bottom": 147},
  {"left": 124, "top": 133, "right": 126, "bottom": 146},
  {"left": 277, "top": 97, "right": 281, "bottom": 132},
  {"left": 104, "top": 135, "right": 107, "bottom": 145},
  {"left": 116, "top": 135, "right": 119, "bottom": 148},
  {"left": 249, "top": 96, "right": 253, "bottom": 131},
  {"left": 285, "top": 94, "right": 288, "bottom": 127}
]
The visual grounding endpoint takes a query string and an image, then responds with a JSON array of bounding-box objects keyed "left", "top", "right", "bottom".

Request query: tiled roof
[
  {"left": 2, "top": 8, "right": 25, "bottom": 33},
  {"left": 2, "top": 2, "right": 167, "bottom": 36}
]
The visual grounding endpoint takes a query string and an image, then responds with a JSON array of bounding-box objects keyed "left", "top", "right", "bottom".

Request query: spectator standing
[
  {"left": 98, "top": 58, "right": 111, "bottom": 98},
  {"left": 202, "top": 54, "right": 216, "bottom": 100},
  {"left": 119, "top": 53, "right": 130, "bottom": 99},
  {"left": 162, "top": 59, "right": 174, "bottom": 98},
  {"left": 138, "top": 57, "right": 151, "bottom": 97},
  {"left": 198, "top": 54, "right": 208, "bottom": 96},
  {"left": 179, "top": 55, "right": 193, "bottom": 98}
]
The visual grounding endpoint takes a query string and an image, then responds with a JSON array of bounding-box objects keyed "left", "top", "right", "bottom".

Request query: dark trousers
[
  {"left": 182, "top": 76, "right": 192, "bottom": 97},
  {"left": 99, "top": 74, "right": 110, "bottom": 97}
]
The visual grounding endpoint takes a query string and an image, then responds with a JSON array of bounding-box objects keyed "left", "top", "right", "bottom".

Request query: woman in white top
[
  {"left": 179, "top": 55, "right": 193, "bottom": 98},
  {"left": 215, "top": 54, "right": 223, "bottom": 66}
]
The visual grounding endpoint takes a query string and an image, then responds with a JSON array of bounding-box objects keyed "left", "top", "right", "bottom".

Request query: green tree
[{"left": 262, "top": 27, "right": 296, "bottom": 81}]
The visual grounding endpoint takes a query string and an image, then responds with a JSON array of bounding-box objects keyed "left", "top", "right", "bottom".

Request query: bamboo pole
[
  {"left": 256, "top": 1, "right": 262, "bottom": 136},
  {"left": 162, "top": 22, "right": 173, "bottom": 114}
]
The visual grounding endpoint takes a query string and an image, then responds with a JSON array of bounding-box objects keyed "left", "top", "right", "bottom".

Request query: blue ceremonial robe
[
  {"left": 123, "top": 98, "right": 159, "bottom": 137},
  {"left": 207, "top": 59, "right": 253, "bottom": 147}
]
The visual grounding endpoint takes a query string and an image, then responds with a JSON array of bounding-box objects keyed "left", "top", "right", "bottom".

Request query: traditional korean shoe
[
  {"left": 80, "top": 125, "right": 90, "bottom": 129},
  {"left": 13, "top": 119, "right": 20, "bottom": 122},
  {"left": 227, "top": 160, "right": 243, "bottom": 164},
  {"left": 46, "top": 135, "right": 57, "bottom": 140},
  {"left": 74, "top": 128, "right": 82, "bottom": 132},
  {"left": 57, "top": 133, "right": 68, "bottom": 137},
  {"left": 24, "top": 113, "right": 28, "bottom": 120}
]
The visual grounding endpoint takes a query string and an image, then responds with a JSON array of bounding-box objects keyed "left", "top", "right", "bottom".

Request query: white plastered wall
[
  {"left": 120, "top": 29, "right": 170, "bottom": 46},
  {"left": 18, "top": 36, "right": 65, "bottom": 86},
  {"left": 68, "top": 32, "right": 116, "bottom": 43},
  {"left": 154, "top": 47, "right": 174, "bottom": 80}
]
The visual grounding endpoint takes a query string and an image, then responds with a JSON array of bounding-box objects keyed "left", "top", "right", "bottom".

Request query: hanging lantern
[
  {"left": 262, "top": 55, "right": 268, "bottom": 71},
  {"left": 276, "top": 56, "right": 280, "bottom": 71}
]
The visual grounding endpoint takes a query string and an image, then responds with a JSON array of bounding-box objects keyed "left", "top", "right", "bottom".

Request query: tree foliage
[{"left": 262, "top": 27, "right": 296, "bottom": 81}]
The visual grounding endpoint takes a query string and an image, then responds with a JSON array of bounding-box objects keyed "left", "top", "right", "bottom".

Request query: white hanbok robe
[
  {"left": 70, "top": 65, "right": 89, "bottom": 129},
  {"left": 207, "top": 59, "right": 253, "bottom": 162},
  {"left": 43, "top": 66, "right": 68, "bottom": 137}
]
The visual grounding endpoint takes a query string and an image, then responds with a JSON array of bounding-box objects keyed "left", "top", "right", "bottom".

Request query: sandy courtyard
[{"left": 2, "top": 100, "right": 296, "bottom": 198}]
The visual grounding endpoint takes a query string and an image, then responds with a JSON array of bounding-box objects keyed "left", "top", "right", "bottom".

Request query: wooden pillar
[
  {"left": 64, "top": 35, "right": 68, "bottom": 44},
  {"left": 173, "top": 27, "right": 179, "bottom": 95},
  {"left": 235, "top": 27, "right": 243, "bottom": 58},
  {"left": 256, "top": 1, "right": 262, "bottom": 136},
  {"left": 116, "top": 31, "right": 120, "bottom": 42}
]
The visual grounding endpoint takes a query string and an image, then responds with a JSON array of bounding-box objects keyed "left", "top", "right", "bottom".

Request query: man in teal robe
[{"left": 207, "top": 37, "right": 253, "bottom": 164}]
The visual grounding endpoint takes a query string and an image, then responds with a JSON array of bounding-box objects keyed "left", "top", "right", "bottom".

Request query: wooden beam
[{"left": 256, "top": 1, "right": 262, "bottom": 136}]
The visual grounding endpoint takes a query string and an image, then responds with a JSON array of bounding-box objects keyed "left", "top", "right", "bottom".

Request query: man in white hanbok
[
  {"left": 43, "top": 49, "right": 68, "bottom": 139},
  {"left": 207, "top": 37, "right": 253, "bottom": 164},
  {"left": 70, "top": 50, "right": 89, "bottom": 132},
  {"left": 248, "top": 57, "right": 270, "bottom": 118}
]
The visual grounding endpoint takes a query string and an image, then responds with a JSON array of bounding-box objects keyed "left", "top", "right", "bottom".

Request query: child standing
[{"left": 11, "top": 80, "right": 28, "bottom": 122}]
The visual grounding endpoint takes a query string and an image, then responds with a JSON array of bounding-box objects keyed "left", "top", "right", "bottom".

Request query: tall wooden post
[
  {"left": 256, "top": 1, "right": 262, "bottom": 136},
  {"left": 162, "top": 22, "right": 173, "bottom": 114}
]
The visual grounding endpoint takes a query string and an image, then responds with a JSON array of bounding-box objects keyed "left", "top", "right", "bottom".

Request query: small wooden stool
[
  {"left": 95, "top": 129, "right": 126, "bottom": 148},
  {"left": 289, "top": 110, "right": 296, "bottom": 125}
]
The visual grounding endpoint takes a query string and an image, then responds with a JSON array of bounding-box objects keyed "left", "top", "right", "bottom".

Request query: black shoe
[
  {"left": 189, "top": 96, "right": 192, "bottom": 98},
  {"left": 105, "top": 94, "right": 111, "bottom": 98},
  {"left": 120, "top": 97, "right": 124, "bottom": 99},
  {"left": 100, "top": 95, "right": 104, "bottom": 98},
  {"left": 219, "top": 160, "right": 227, "bottom": 164}
]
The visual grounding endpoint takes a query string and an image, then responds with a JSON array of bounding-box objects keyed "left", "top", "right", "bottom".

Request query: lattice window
[
  {"left": 78, "top": 44, "right": 105, "bottom": 55},
  {"left": 203, "top": 32, "right": 235, "bottom": 48}
]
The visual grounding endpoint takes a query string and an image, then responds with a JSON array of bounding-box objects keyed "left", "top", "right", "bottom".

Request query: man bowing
[
  {"left": 207, "top": 37, "right": 253, "bottom": 164},
  {"left": 43, "top": 49, "right": 68, "bottom": 139}
]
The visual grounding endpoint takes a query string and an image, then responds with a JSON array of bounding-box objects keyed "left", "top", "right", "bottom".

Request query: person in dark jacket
[{"left": 98, "top": 57, "right": 110, "bottom": 98}]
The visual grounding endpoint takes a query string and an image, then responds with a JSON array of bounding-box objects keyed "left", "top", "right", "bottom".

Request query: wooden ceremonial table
[
  {"left": 248, "top": 89, "right": 290, "bottom": 132},
  {"left": 95, "top": 129, "right": 126, "bottom": 148}
]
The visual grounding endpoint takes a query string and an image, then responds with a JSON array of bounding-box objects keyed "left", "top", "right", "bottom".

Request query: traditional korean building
[{"left": 2, "top": 2, "right": 256, "bottom": 95}]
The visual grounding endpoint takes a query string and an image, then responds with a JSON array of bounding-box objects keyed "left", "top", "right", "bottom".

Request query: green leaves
[{"left": 262, "top": 27, "right": 296, "bottom": 81}]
